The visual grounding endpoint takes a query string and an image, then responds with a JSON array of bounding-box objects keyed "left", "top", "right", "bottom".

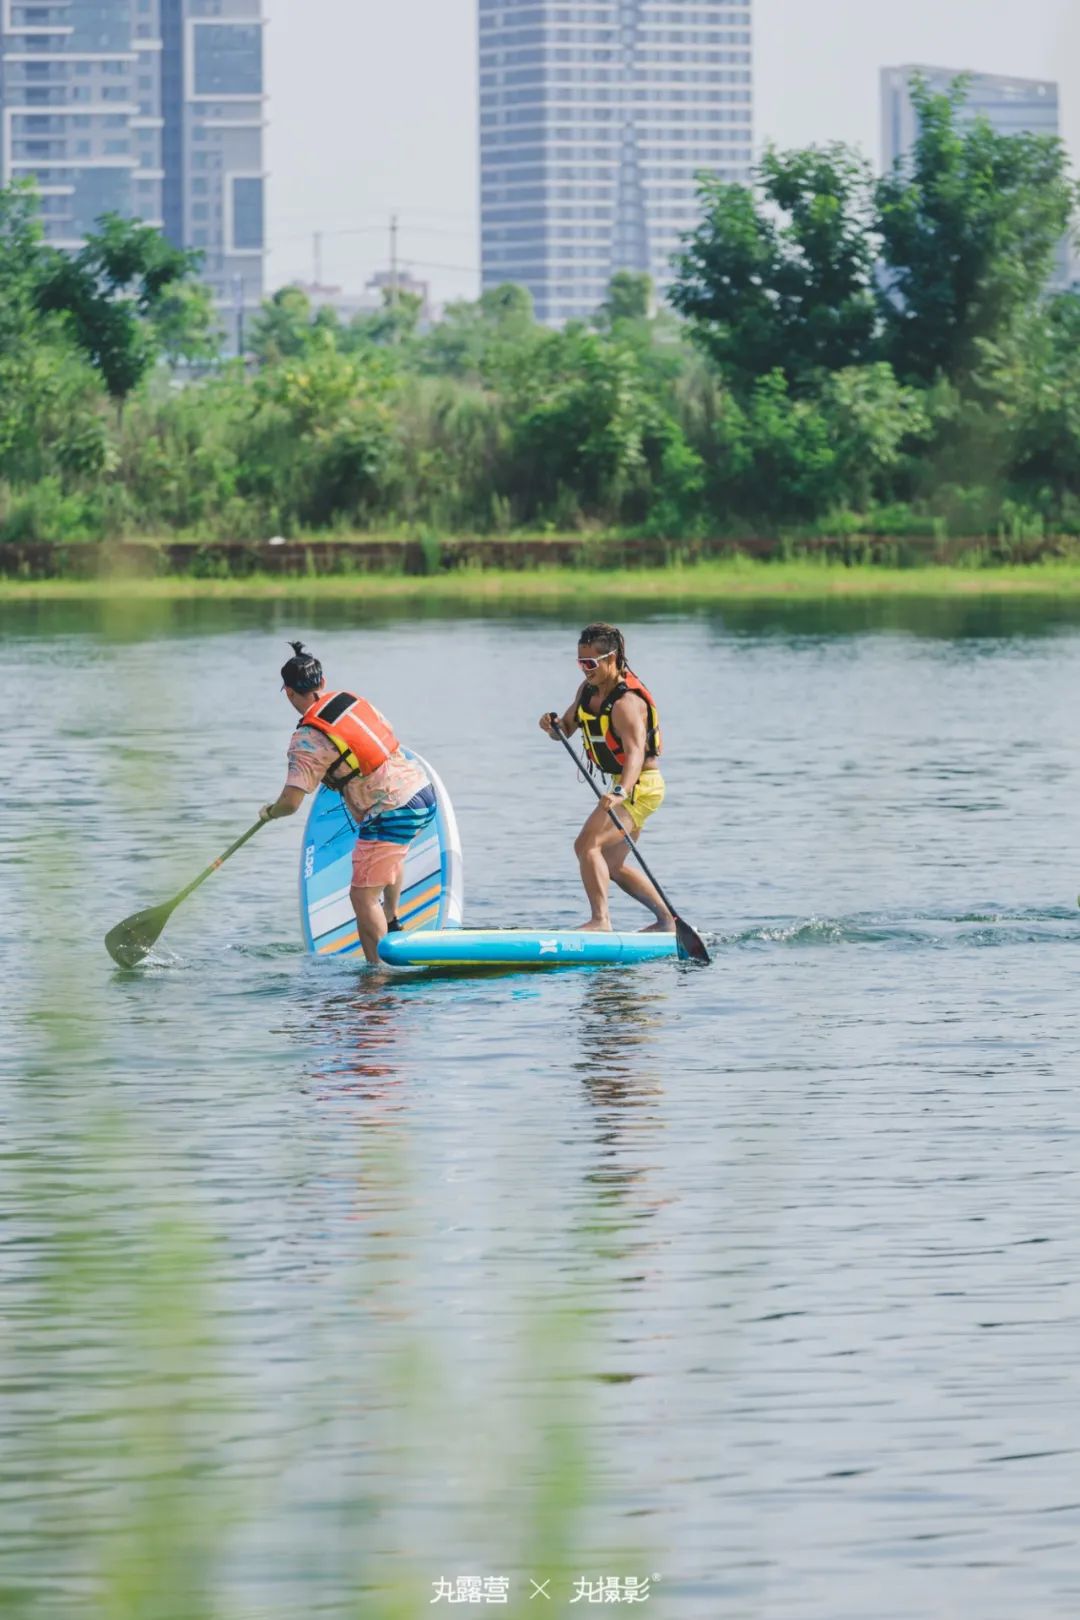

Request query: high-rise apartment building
[
  {"left": 479, "top": 0, "right": 754, "bottom": 325},
  {"left": 162, "top": 0, "right": 265, "bottom": 332},
  {"left": 881, "top": 65, "right": 1060, "bottom": 172},
  {"left": 0, "top": 1, "right": 161, "bottom": 244},
  {"left": 0, "top": 0, "right": 266, "bottom": 344}
]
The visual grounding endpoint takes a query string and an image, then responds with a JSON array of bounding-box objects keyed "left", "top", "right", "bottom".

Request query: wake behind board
[
  {"left": 300, "top": 750, "right": 463, "bottom": 958},
  {"left": 378, "top": 929, "right": 678, "bottom": 969}
]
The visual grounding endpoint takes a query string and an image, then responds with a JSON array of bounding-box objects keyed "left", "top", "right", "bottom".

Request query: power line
[
  {"left": 276, "top": 223, "right": 475, "bottom": 247},
  {"left": 272, "top": 217, "right": 476, "bottom": 241},
  {"left": 270, "top": 217, "right": 483, "bottom": 290},
  {"left": 274, "top": 225, "right": 386, "bottom": 246},
  {"left": 404, "top": 258, "right": 482, "bottom": 276}
]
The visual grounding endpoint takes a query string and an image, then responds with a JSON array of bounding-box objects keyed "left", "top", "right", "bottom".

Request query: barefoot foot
[
  {"left": 639, "top": 918, "right": 676, "bottom": 934},
  {"left": 576, "top": 920, "right": 613, "bottom": 933}
]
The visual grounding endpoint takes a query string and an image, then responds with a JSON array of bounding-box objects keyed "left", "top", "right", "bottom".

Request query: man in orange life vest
[
  {"left": 259, "top": 641, "right": 437, "bottom": 964},
  {"left": 539, "top": 622, "right": 675, "bottom": 934}
]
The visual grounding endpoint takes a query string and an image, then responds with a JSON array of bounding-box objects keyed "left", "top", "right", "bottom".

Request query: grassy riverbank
[{"left": 8, "top": 558, "right": 1080, "bottom": 605}]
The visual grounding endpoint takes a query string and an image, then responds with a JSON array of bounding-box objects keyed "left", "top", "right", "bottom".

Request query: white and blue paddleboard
[
  {"left": 300, "top": 750, "right": 464, "bottom": 958},
  {"left": 378, "top": 929, "right": 678, "bottom": 969}
]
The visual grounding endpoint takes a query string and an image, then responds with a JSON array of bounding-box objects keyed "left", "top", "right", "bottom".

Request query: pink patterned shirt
[{"left": 286, "top": 726, "right": 428, "bottom": 824}]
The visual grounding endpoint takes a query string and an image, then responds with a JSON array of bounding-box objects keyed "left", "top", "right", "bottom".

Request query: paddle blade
[
  {"left": 675, "top": 916, "right": 710, "bottom": 965},
  {"left": 104, "top": 903, "right": 173, "bottom": 968}
]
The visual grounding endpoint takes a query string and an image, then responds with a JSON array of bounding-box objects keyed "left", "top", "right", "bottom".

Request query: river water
[{"left": 5, "top": 595, "right": 1080, "bottom": 1620}]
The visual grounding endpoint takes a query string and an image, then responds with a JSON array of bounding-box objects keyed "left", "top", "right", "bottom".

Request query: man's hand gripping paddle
[
  {"left": 546, "top": 715, "right": 710, "bottom": 964},
  {"left": 104, "top": 820, "right": 265, "bottom": 968}
]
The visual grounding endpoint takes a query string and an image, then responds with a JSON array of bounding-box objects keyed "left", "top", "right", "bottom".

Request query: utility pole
[
  {"left": 313, "top": 230, "right": 323, "bottom": 287},
  {"left": 232, "top": 273, "right": 246, "bottom": 360},
  {"left": 389, "top": 212, "right": 400, "bottom": 343}
]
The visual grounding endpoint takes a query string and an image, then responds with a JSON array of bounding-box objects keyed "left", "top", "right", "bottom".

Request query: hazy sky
[{"left": 264, "top": 0, "right": 1080, "bottom": 304}]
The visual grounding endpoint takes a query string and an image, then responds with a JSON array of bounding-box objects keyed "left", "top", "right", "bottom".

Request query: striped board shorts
[{"left": 355, "top": 785, "right": 438, "bottom": 846}]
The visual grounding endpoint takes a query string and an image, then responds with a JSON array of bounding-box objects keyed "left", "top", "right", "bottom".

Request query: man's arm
[
  {"left": 263, "top": 730, "right": 327, "bottom": 821},
  {"left": 259, "top": 784, "right": 307, "bottom": 822},
  {"left": 540, "top": 683, "right": 587, "bottom": 739}
]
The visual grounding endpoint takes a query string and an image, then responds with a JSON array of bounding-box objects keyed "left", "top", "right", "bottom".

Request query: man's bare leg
[
  {"left": 382, "top": 874, "right": 403, "bottom": 927},
  {"left": 573, "top": 805, "right": 636, "bottom": 931},
  {"left": 605, "top": 840, "right": 675, "bottom": 931},
  {"left": 350, "top": 884, "right": 389, "bottom": 964}
]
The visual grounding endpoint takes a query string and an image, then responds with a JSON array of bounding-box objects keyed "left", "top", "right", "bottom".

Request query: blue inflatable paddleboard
[
  {"left": 300, "top": 750, "right": 464, "bottom": 958},
  {"left": 378, "top": 929, "right": 678, "bottom": 969}
]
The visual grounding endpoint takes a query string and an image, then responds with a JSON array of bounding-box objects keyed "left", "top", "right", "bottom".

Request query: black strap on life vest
[{"left": 297, "top": 690, "right": 356, "bottom": 730}]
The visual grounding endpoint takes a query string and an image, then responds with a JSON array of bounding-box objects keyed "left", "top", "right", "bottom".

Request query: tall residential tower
[
  {"left": 162, "top": 0, "right": 265, "bottom": 330},
  {"left": 0, "top": 0, "right": 266, "bottom": 342},
  {"left": 479, "top": 0, "right": 754, "bottom": 325}
]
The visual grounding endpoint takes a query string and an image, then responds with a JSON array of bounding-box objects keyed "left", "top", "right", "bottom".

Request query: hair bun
[{"left": 280, "top": 640, "right": 324, "bottom": 695}]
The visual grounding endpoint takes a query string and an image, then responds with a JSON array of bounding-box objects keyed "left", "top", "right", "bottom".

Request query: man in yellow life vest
[
  {"left": 259, "top": 641, "right": 436, "bottom": 964},
  {"left": 539, "top": 622, "right": 675, "bottom": 934}
]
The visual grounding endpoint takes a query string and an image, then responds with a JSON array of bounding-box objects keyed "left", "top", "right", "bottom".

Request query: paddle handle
[
  {"left": 546, "top": 716, "right": 680, "bottom": 921},
  {"left": 172, "top": 819, "right": 265, "bottom": 907}
]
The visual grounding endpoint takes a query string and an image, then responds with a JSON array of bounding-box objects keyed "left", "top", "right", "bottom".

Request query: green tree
[
  {"left": 703, "top": 372, "right": 837, "bottom": 523},
  {"left": 249, "top": 285, "right": 322, "bottom": 365},
  {"left": 494, "top": 327, "right": 690, "bottom": 523},
  {"left": 115, "top": 371, "right": 248, "bottom": 535},
  {"left": 0, "top": 181, "right": 45, "bottom": 349},
  {"left": 150, "top": 279, "right": 219, "bottom": 367},
  {"left": 35, "top": 214, "right": 207, "bottom": 403},
  {"left": 0, "top": 182, "right": 48, "bottom": 473},
  {"left": 991, "top": 292, "right": 1080, "bottom": 524},
  {"left": 235, "top": 346, "right": 400, "bottom": 528},
  {"left": 476, "top": 281, "right": 534, "bottom": 333},
  {"left": 680, "top": 363, "right": 930, "bottom": 527},
  {"left": 340, "top": 288, "right": 424, "bottom": 353},
  {"left": 0, "top": 184, "right": 110, "bottom": 493},
  {"left": 876, "top": 79, "right": 1078, "bottom": 385},
  {"left": 597, "top": 271, "right": 653, "bottom": 327},
  {"left": 817, "top": 363, "right": 931, "bottom": 512},
  {"left": 419, "top": 283, "right": 537, "bottom": 378},
  {"left": 671, "top": 145, "right": 879, "bottom": 392}
]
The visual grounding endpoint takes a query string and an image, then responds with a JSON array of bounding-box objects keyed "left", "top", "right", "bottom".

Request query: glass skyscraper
[
  {"left": 479, "top": 0, "right": 754, "bottom": 325},
  {"left": 0, "top": 0, "right": 265, "bottom": 342}
]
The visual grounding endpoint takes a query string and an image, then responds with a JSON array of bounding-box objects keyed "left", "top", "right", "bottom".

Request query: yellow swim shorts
[{"left": 614, "top": 769, "right": 665, "bottom": 831}]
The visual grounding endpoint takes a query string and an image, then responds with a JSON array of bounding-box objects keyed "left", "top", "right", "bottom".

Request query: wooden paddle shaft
[{"left": 172, "top": 820, "right": 265, "bottom": 907}]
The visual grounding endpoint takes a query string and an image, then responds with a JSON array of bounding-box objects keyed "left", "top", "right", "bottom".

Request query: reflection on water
[
  {"left": 6, "top": 601, "right": 1080, "bottom": 1618},
  {"left": 300, "top": 971, "right": 411, "bottom": 1103},
  {"left": 14, "top": 587, "right": 1080, "bottom": 651},
  {"left": 576, "top": 970, "right": 667, "bottom": 1086}
]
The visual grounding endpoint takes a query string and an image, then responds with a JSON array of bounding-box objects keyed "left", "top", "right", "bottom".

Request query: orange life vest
[
  {"left": 577, "top": 673, "right": 662, "bottom": 777},
  {"left": 300, "top": 690, "right": 399, "bottom": 789}
]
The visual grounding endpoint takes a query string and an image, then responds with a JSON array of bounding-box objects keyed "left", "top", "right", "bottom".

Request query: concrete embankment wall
[
  {"left": 0, "top": 534, "right": 1059, "bottom": 579},
  {"left": 0, "top": 536, "right": 768, "bottom": 579}
]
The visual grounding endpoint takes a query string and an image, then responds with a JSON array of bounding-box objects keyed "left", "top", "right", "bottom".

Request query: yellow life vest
[{"left": 577, "top": 674, "right": 661, "bottom": 777}]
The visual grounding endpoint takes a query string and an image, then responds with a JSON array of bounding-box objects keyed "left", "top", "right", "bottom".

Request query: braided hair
[
  {"left": 280, "top": 640, "right": 324, "bottom": 695},
  {"left": 578, "top": 623, "right": 628, "bottom": 674}
]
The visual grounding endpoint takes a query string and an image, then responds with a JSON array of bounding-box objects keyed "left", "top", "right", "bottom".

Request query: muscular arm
[
  {"left": 540, "top": 682, "right": 587, "bottom": 739},
  {"left": 610, "top": 693, "right": 647, "bottom": 798}
]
